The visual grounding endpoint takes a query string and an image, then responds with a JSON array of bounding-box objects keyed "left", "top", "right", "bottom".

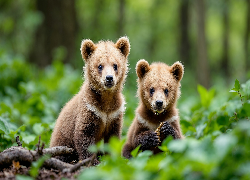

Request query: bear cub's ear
[
  {"left": 136, "top": 59, "right": 150, "bottom": 79},
  {"left": 115, "top": 36, "right": 130, "bottom": 58},
  {"left": 81, "top": 39, "right": 96, "bottom": 61},
  {"left": 170, "top": 62, "right": 184, "bottom": 81}
]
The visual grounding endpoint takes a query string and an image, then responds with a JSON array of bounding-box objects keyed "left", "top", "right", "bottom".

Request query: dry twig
[
  {"left": 63, "top": 155, "right": 95, "bottom": 173},
  {"left": 16, "top": 136, "right": 22, "bottom": 147}
]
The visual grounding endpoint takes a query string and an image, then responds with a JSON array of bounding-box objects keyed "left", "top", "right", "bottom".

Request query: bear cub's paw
[
  {"left": 159, "top": 122, "right": 177, "bottom": 140},
  {"left": 138, "top": 131, "right": 160, "bottom": 150}
]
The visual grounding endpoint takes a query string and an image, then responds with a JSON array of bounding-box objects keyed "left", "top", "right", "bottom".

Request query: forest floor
[
  {"left": 0, "top": 166, "right": 80, "bottom": 180},
  {"left": 0, "top": 137, "right": 95, "bottom": 180}
]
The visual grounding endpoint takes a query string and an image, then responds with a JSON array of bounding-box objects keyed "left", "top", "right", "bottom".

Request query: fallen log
[
  {"left": 0, "top": 136, "right": 94, "bottom": 172},
  {"left": 0, "top": 146, "right": 74, "bottom": 169}
]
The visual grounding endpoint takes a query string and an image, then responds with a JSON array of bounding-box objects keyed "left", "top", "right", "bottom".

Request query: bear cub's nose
[
  {"left": 156, "top": 100, "right": 163, "bottom": 108},
  {"left": 106, "top": 75, "right": 113, "bottom": 83}
]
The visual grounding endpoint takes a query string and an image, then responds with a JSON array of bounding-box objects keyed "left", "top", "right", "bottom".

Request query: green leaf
[
  {"left": 168, "top": 139, "right": 187, "bottom": 153},
  {"left": 180, "top": 120, "right": 192, "bottom": 128},
  {"left": 217, "top": 116, "right": 229, "bottom": 126},
  {"left": 32, "top": 123, "right": 44, "bottom": 135},
  {"left": 108, "top": 136, "right": 124, "bottom": 157},
  {"left": 197, "top": 85, "right": 215, "bottom": 108},
  {"left": 196, "top": 123, "right": 207, "bottom": 138},
  {"left": 198, "top": 85, "right": 208, "bottom": 107},
  {"left": 29, "top": 155, "right": 50, "bottom": 178},
  {"left": 158, "top": 136, "right": 173, "bottom": 152},
  {"left": 16, "top": 175, "right": 34, "bottom": 180},
  {"left": 22, "top": 134, "right": 36, "bottom": 144},
  {"left": 9, "top": 125, "right": 26, "bottom": 139},
  {"left": 131, "top": 145, "right": 141, "bottom": 158},
  {"left": 214, "top": 134, "right": 237, "bottom": 159},
  {"left": 145, "top": 154, "right": 163, "bottom": 172},
  {"left": 131, "top": 150, "right": 152, "bottom": 169},
  {"left": 234, "top": 79, "right": 241, "bottom": 91},
  {"left": 241, "top": 103, "right": 250, "bottom": 117},
  {"left": 0, "top": 117, "right": 9, "bottom": 134},
  {"left": 230, "top": 79, "right": 240, "bottom": 92}
]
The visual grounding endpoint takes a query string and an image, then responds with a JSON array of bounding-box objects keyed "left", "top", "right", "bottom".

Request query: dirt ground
[{"left": 0, "top": 166, "right": 80, "bottom": 180}]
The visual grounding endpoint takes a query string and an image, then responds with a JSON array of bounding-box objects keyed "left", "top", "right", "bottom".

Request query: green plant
[{"left": 1, "top": 47, "right": 250, "bottom": 179}]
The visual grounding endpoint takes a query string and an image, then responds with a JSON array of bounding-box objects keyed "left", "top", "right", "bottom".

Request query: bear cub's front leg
[
  {"left": 137, "top": 131, "right": 159, "bottom": 150},
  {"left": 158, "top": 122, "right": 177, "bottom": 142}
]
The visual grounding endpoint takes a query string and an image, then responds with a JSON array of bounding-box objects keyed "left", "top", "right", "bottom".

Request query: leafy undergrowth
[
  {"left": 0, "top": 52, "right": 250, "bottom": 179},
  {"left": 80, "top": 79, "right": 250, "bottom": 180}
]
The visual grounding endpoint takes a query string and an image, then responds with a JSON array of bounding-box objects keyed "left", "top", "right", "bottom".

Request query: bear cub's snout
[
  {"left": 105, "top": 75, "right": 114, "bottom": 88},
  {"left": 155, "top": 100, "right": 163, "bottom": 110}
]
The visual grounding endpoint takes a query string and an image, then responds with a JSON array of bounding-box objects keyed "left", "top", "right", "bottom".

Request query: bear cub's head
[
  {"left": 81, "top": 37, "right": 130, "bottom": 91},
  {"left": 136, "top": 59, "right": 184, "bottom": 114}
]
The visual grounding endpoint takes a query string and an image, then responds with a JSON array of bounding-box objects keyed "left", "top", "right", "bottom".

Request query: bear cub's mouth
[
  {"left": 105, "top": 82, "right": 114, "bottom": 88},
  {"left": 154, "top": 108, "right": 164, "bottom": 114},
  {"left": 153, "top": 100, "right": 165, "bottom": 114}
]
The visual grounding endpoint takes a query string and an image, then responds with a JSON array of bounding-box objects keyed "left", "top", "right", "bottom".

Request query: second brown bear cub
[
  {"left": 50, "top": 37, "right": 130, "bottom": 162},
  {"left": 123, "top": 59, "right": 184, "bottom": 159}
]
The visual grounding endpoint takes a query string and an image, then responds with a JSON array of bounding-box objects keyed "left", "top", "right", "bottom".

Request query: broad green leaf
[
  {"left": 9, "top": 125, "right": 26, "bottom": 139},
  {"left": 234, "top": 79, "right": 241, "bottom": 91},
  {"left": 237, "top": 120, "right": 250, "bottom": 133},
  {"left": 196, "top": 123, "right": 207, "bottom": 138},
  {"left": 237, "top": 162, "right": 250, "bottom": 175},
  {"left": 131, "top": 145, "right": 141, "bottom": 158},
  {"left": 131, "top": 151, "right": 152, "bottom": 169},
  {"left": 230, "top": 79, "right": 241, "bottom": 92},
  {"left": 217, "top": 116, "right": 229, "bottom": 126},
  {"left": 159, "top": 136, "right": 173, "bottom": 152},
  {"left": 180, "top": 120, "right": 192, "bottom": 128},
  {"left": 22, "top": 135, "right": 36, "bottom": 144},
  {"left": 0, "top": 117, "right": 9, "bottom": 134},
  {"left": 214, "top": 134, "right": 237, "bottom": 159},
  {"left": 168, "top": 139, "right": 187, "bottom": 153},
  {"left": 197, "top": 85, "right": 215, "bottom": 108},
  {"left": 144, "top": 154, "right": 163, "bottom": 172},
  {"left": 32, "top": 123, "right": 44, "bottom": 135},
  {"left": 241, "top": 103, "right": 250, "bottom": 117},
  {"left": 108, "top": 136, "right": 125, "bottom": 157},
  {"left": 198, "top": 85, "right": 208, "bottom": 107}
]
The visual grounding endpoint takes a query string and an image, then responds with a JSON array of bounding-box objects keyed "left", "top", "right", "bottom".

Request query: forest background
[{"left": 0, "top": 0, "right": 250, "bottom": 179}]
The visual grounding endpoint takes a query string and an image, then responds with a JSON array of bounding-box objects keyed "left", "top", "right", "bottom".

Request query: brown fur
[
  {"left": 122, "top": 59, "right": 184, "bottom": 159},
  {"left": 50, "top": 37, "right": 130, "bottom": 162}
]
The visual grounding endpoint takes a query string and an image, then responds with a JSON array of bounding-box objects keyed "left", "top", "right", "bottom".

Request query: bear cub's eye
[
  {"left": 164, "top": 89, "right": 169, "bottom": 95},
  {"left": 150, "top": 88, "right": 155, "bottom": 96},
  {"left": 113, "top": 64, "right": 118, "bottom": 71},
  {"left": 98, "top": 65, "right": 103, "bottom": 71}
]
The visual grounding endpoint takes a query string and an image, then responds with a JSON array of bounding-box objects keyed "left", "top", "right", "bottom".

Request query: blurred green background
[
  {"left": 1, "top": 0, "right": 250, "bottom": 179},
  {"left": 1, "top": 0, "right": 250, "bottom": 85}
]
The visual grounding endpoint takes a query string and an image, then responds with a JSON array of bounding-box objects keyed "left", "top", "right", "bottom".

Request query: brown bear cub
[
  {"left": 122, "top": 59, "right": 184, "bottom": 159},
  {"left": 50, "top": 37, "right": 130, "bottom": 162}
]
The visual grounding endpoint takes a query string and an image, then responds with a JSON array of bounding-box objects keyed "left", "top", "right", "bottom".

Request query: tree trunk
[
  {"left": 179, "top": 0, "right": 190, "bottom": 65},
  {"left": 29, "top": 0, "right": 77, "bottom": 67},
  {"left": 245, "top": 0, "right": 250, "bottom": 73},
  {"left": 196, "top": 0, "right": 210, "bottom": 89},
  {"left": 221, "top": 1, "right": 230, "bottom": 82},
  {"left": 147, "top": 0, "right": 160, "bottom": 60},
  {"left": 118, "top": 0, "right": 125, "bottom": 37}
]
